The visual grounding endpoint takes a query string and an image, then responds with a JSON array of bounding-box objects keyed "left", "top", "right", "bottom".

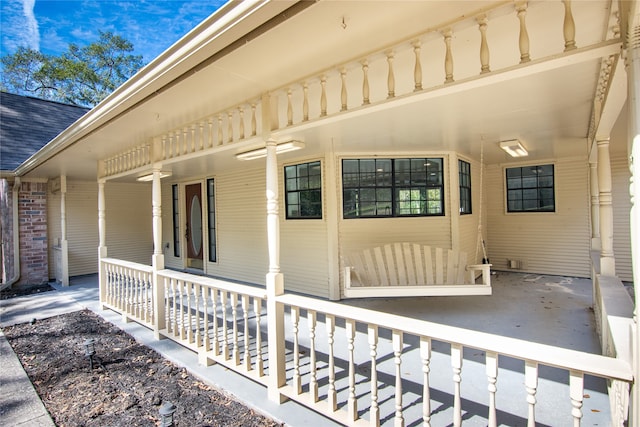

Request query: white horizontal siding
[
  {"left": 458, "top": 156, "right": 484, "bottom": 264},
  {"left": 46, "top": 190, "right": 61, "bottom": 279},
  {"left": 611, "top": 156, "right": 632, "bottom": 282},
  {"left": 486, "top": 158, "right": 591, "bottom": 277},
  {"left": 105, "top": 182, "right": 152, "bottom": 265},
  {"left": 207, "top": 167, "right": 269, "bottom": 285},
  {"left": 66, "top": 181, "right": 99, "bottom": 276}
]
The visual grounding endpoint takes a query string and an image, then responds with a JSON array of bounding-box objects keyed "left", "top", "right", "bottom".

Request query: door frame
[{"left": 182, "top": 180, "right": 206, "bottom": 271}]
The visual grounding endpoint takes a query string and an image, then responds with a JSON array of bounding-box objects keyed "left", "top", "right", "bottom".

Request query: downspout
[{"left": 0, "top": 177, "right": 21, "bottom": 290}]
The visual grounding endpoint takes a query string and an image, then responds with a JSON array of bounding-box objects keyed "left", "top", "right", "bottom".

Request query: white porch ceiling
[{"left": 23, "top": 0, "right": 627, "bottom": 182}]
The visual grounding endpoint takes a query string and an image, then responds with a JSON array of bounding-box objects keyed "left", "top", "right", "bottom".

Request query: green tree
[{"left": 1, "top": 31, "right": 143, "bottom": 107}]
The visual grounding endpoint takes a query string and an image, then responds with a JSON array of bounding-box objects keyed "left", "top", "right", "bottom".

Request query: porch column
[
  {"left": 98, "top": 180, "right": 107, "bottom": 307},
  {"left": 265, "top": 138, "right": 286, "bottom": 403},
  {"left": 151, "top": 168, "right": 166, "bottom": 339},
  {"left": 589, "top": 160, "right": 600, "bottom": 251},
  {"left": 596, "top": 138, "right": 615, "bottom": 276},
  {"left": 59, "top": 175, "right": 69, "bottom": 286},
  {"left": 626, "top": 11, "right": 640, "bottom": 424}
]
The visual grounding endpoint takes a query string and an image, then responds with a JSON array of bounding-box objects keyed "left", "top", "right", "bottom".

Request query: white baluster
[
  {"left": 221, "top": 291, "right": 229, "bottom": 360},
  {"left": 238, "top": 106, "right": 245, "bottom": 140},
  {"left": 320, "top": 76, "right": 327, "bottom": 117},
  {"left": 202, "top": 286, "right": 210, "bottom": 351},
  {"left": 217, "top": 115, "right": 223, "bottom": 146},
  {"left": 386, "top": 50, "right": 395, "bottom": 98},
  {"left": 187, "top": 282, "right": 194, "bottom": 344},
  {"left": 420, "top": 337, "right": 431, "bottom": 427},
  {"left": 171, "top": 278, "right": 177, "bottom": 336},
  {"left": 251, "top": 103, "right": 257, "bottom": 136},
  {"left": 287, "top": 89, "right": 293, "bottom": 125},
  {"left": 227, "top": 111, "right": 233, "bottom": 143},
  {"left": 478, "top": 14, "right": 490, "bottom": 74},
  {"left": 516, "top": 2, "right": 531, "bottom": 63},
  {"left": 194, "top": 283, "right": 201, "bottom": 346},
  {"left": 253, "top": 298, "right": 264, "bottom": 376},
  {"left": 179, "top": 280, "right": 186, "bottom": 340},
  {"left": 486, "top": 351, "right": 498, "bottom": 427},
  {"left": 442, "top": 29, "right": 454, "bottom": 83},
  {"left": 327, "top": 314, "right": 337, "bottom": 412},
  {"left": 393, "top": 330, "right": 404, "bottom": 427},
  {"left": 308, "top": 310, "right": 318, "bottom": 402},
  {"left": 340, "top": 68, "right": 348, "bottom": 111},
  {"left": 563, "top": 0, "right": 576, "bottom": 51},
  {"left": 164, "top": 278, "right": 171, "bottom": 334},
  {"left": 302, "top": 83, "right": 309, "bottom": 121},
  {"left": 413, "top": 41, "right": 422, "bottom": 91},
  {"left": 199, "top": 123, "right": 204, "bottom": 150},
  {"left": 525, "top": 361, "right": 538, "bottom": 427},
  {"left": 291, "top": 306, "right": 301, "bottom": 393},
  {"left": 362, "top": 60, "right": 370, "bottom": 105},
  {"left": 451, "top": 343, "right": 463, "bottom": 427},
  {"left": 183, "top": 128, "right": 188, "bottom": 155},
  {"left": 570, "top": 371, "right": 584, "bottom": 427},
  {"left": 208, "top": 118, "right": 213, "bottom": 148},
  {"left": 346, "top": 319, "right": 357, "bottom": 421},
  {"left": 212, "top": 289, "right": 220, "bottom": 356},
  {"left": 242, "top": 295, "right": 251, "bottom": 371},
  {"left": 368, "top": 325, "right": 379, "bottom": 427},
  {"left": 231, "top": 292, "right": 240, "bottom": 365},
  {"left": 191, "top": 125, "right": 196, "bottom": 153}
]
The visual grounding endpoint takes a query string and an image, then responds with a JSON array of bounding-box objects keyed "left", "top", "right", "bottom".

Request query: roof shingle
[{"left": 0, "top": 92, "right": 89, "bottom": 172}]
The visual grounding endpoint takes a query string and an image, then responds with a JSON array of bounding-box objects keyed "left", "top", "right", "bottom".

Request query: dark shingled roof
[{"left": 0, "top": 92, "right": 90, "bottom": 172}]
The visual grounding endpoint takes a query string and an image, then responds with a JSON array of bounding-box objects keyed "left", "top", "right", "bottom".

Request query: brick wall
[{"left": 18, "top": 181, "right": 49, "bottom": 285}]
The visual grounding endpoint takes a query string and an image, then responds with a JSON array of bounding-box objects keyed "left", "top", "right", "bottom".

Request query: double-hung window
[
  {"left": 342, "top": 158, "right": 444, "bottom": 218},
  {"left": 172, "top": 184, "right": 180, "bottom": 257},
  {"left": 459, "top": 160, "right": 472, "bottom": 215},
  {"left": 506, "top": 164, "right": 555, "bottom": 212},
  {"left": 284, "top": 161, "right": 322, "bottom": 219},
  {"left": 206, "top": 178, "right": 217, "bottom": 262}
]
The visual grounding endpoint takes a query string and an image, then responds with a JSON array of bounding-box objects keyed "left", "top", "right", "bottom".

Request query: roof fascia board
[{"left": 15, "top": 0, "right": 300, "bottom": 178}]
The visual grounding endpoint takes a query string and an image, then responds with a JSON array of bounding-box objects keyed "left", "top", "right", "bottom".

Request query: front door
[{"left": 185, "top": 183, "right": 203, "bottom": 269}]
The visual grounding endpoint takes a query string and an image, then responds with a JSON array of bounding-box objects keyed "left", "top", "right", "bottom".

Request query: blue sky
[{"left": 1, "top": 0, "right": 225, "bottom": 63}]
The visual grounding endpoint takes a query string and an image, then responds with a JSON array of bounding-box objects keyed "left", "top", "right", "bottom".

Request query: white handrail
[{"left": 276, "top": 293, "right": 632, "bottom": 382}]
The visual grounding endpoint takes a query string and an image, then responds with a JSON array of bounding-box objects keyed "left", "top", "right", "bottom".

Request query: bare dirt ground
[{"left": 2, "top": 288, "right": 282, "bottom": 427}]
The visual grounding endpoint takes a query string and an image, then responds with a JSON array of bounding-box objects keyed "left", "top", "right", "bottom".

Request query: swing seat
[{"left": 343, "top": 243, "right": 492, "bottom": 298}]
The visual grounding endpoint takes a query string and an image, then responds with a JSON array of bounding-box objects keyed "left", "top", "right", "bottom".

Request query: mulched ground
[{"left": 3, "top": 304, "right": 282, "bottom": 427}]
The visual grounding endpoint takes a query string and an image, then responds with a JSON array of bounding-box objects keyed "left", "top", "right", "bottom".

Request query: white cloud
[
  {"left": 1, "top": 0, "right": 39, "bottom": 53},
  {"left": 20, "top": 0, "right": 40, "bottom": 50}
]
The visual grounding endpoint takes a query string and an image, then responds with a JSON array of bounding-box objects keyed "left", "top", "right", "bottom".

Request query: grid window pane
[
  {"left": 172, "top": 184, "right": 180, "bottom": 257},
  {"left": 342, "top": 157, "right": 444, "bottom": 218},
  {"left": 458, "top": 160, "right": 472, "bottom": 215},
  {"left": 207, "top": 179, "right": 217, "bottom": 262},
  {"left": 506, "top": 164, "right": 555, "bottom": 212},
  {"left": 285, "top": 161, "right": 322, "bottom": 219}
]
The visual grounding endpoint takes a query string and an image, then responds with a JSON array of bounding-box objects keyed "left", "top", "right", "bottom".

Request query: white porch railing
[
  {"left": 101, "top": 258, "right": 154, "bottom": 328},
  {"left": 99, "top": 257, "right": 633, "bottom": 426},
  {"left": 99, "top": 0, "right": 622, "bottom": 180}
]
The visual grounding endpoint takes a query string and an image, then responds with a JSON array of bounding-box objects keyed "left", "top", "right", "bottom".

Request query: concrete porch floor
[
  {"left": 342, "top": 271, "right": 602, "bottom": 354},
  {"left": 0, "top": 271, "right": 618, "bottom": 426}
]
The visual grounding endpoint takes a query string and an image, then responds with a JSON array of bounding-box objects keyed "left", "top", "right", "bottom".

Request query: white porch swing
[{"left": 342, "top": 143, "right": 492, "bottom": 298}]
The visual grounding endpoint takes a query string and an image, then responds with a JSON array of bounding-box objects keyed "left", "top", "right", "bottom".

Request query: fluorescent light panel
[
  {"left": 236, "top": 140, "right": 305, "bottom": 160},
  {"left": 136, "top": 171, "right": 172, "bottom": 182},
  {"left": 499, "top": 139, "right": 528, "bottom": 157}
]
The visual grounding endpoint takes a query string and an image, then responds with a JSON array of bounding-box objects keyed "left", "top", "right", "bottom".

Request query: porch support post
[
  {"left": 265, "top": 138, "right": 286, "bottom": 403},
  {"left": 589, "top": 160, "right": 601, "bottom": 251},
  {"left": 98, "top": 180, "right": 108, "bottom": 308},
  {"left": 151, "top": 168, "right": 166, "bottom": 339},
  {"left": 625, "top": 9, "right": 640, "bottom": 424},
  {"left": 596, "top": 138, "right": 615, "bottom": 277},
  {"left": 59, "top": 175, "right": 69, "bottom": 286}
]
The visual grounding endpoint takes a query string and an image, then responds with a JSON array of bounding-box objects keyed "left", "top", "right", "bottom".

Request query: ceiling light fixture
[
  {"left": 235, "top": 140, "right": 305, "bottom": 161},
  {"left": 499, "top": 139, "right": 528, "bottom": 157},
  {"left": 136, "top": 171, "right": 173, "bottom": 182}
]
